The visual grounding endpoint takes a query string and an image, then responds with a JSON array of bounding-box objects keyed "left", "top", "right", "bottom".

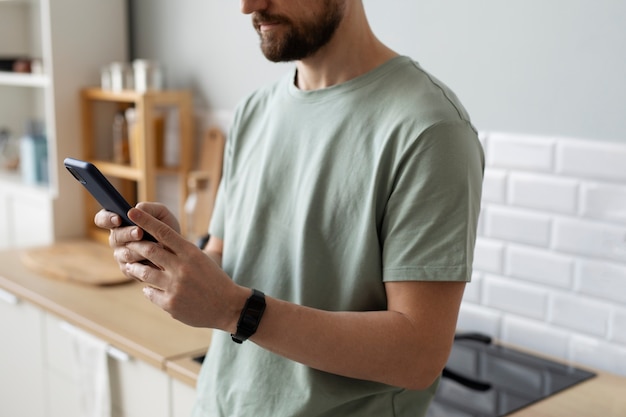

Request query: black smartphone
[{"left": 64, "top": 157, "right": 157, "bottom": 242}]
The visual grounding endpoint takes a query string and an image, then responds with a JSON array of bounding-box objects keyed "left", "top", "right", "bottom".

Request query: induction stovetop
[{"left": 427, "top": 333, "right": 596, "bottom": 417}]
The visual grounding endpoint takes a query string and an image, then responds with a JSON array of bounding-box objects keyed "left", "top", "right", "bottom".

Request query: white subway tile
[
  {"left": 478, "top": 131, "right": 489, "bottom": 156},
  {"left": 457, "top": 303, "right": 502, "bottom": 338},
  {"left": 473, "top": 238, "right": 504, "bottom": 274},
  {"left": 484, "top": 206, "right": 552, "bottom": 247},
  {"left": 570, "top": 335, "right": 626, "bottom": 377},
  {"left": 508, "top": 172, "right": 578, "bottom": 214},
  {"left": 501, "top": 315, "right": 570, "bottom": 359},
  {"left": 487, "top": 133, "right": 555, "bottom": 172},
  {"left": 550, "top": 293, "right": 611, "bottom": 337},
  {"left": 463, "top": 272, "right": 482, "bottom": 303},
  {"left": 476, "top": 207, "right": 487, "bottom": 236},
  {"left": 556, "top": 138, "right": 626, "bottom": 183},
  {"left": 483, "top": 275, "right": 548, "bottom": 320},
  {"left": 613, "top": 308, "right": 626, "bottom": 345},
  {"left": 506, "top": 244, "right": 574, "bottom": 289},
  {"left": 576, "top": 259, "right": 626, "bottom": 304},
  {"left": 483, "top": 168, "right": 507, "bottom": 204},
  {"left": 552, "top": 218, "right": 626, "bottom": 263},
  {"left": 580, "top": 182, "right": 626, "bottom": 225}
]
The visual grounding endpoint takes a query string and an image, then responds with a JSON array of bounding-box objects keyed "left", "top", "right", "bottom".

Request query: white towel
[{"left": 63, "top": 323, "right": 112, "bottom": 417}]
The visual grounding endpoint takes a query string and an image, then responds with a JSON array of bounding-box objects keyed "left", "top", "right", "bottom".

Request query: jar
[
  {"left": 133, "top": 60, "right": 163, "bottom": 93},
  {"left": 109, "top": 62, "right": 134, "bottom": 92}
]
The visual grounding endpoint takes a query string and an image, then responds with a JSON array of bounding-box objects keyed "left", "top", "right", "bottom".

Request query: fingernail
[{"left": 131, "top": 228, "right": 140, "bottom": 239}]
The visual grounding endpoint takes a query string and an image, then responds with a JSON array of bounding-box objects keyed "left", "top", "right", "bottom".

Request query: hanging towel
[{"left": 62, "top": 322, "right": 112, "bottom": 417}]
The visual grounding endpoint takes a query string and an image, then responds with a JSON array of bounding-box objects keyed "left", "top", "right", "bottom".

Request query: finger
[
  {"left": 135, "top": 202, "right": 182, "bottom": 234},
  {"left": 128, "top": 207, "right": 186, "bottom": 254},
  {"left": 113, "top": 245, "right": 145, "bottom": 264},
  {"left": 94, "top": 209, "right": 122, "bottom": 229},
  {"left": 108, "top": 225, "right": 143, "bottom": 248},
  {"left": 126, "top": 262, "right": 166, "bottom": 290},
  {"left": 142, "top": 286, "right": 168, "bottom": 310}
]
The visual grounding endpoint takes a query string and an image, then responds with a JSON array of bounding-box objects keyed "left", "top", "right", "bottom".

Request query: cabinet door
[
  {"left": 0, "top": 187, "right": 9, "bottom": 249},
  {"left": 44, "top": 314, "right": 82, "bottom": 417},
  {"left": 110, "top": 355, "right": 170, "bottom": 417},
  {"left": 0, "top": 289, "right": 46, "bottom": 417},
  {"left": 171, "top": 378, "right": 197, "bottom": 417},
  {"left": 11, "top": 191, "right": 54, "bottom": 247},
  {"left": 0, "top": 187, "right": 53, "bottom": 249}
]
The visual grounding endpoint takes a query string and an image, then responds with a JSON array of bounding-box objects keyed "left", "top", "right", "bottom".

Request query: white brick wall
[{"left": 462, "top": 132, "right": 626, "bottom": 377}]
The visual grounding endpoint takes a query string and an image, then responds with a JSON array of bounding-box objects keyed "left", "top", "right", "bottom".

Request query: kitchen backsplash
[{"left": 459, "top": 132, "right": 626, "bottom": 377}]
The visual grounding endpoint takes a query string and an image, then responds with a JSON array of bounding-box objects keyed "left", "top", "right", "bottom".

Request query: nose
[{"left": 240, "top": 0, "right": 269, "bottom": 15}]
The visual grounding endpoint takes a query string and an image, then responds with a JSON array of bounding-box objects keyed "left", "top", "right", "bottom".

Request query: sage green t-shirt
[{"left": 193, "top": 56, "right": 484, "bottom": 417}]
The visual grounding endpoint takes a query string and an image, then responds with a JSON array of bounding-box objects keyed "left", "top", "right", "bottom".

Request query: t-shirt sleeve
[{"left": 381, "top": 120, "right": 484, "bottom": 283}]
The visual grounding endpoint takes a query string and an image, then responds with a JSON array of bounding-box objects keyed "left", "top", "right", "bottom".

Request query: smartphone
[{"left": 64, "top": 157, "right": 157, "bottom": 242}]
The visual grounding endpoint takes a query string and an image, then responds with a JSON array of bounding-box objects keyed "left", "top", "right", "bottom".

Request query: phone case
[{"left": 64, "top": 157, "right": 157, "bottom": 242}]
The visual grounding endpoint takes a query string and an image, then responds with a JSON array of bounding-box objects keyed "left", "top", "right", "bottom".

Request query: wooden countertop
[
  {"left": 510, "top": 368, "right": 626, "bottom": 417},
  {"left": 1, "top": 240, "right": 626, "bottom": 414},
  {"left": 0, "top": 240, "right": 211, "bottom": 385}
]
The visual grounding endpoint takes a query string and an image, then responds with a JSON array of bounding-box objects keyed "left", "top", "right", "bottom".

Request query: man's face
[{"left": 251, "top": 0, "right": 346, "bottom": 62}]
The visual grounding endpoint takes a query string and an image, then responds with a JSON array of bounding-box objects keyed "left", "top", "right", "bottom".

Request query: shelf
[
  {"left": 0, "top": 72, "right": 49, "bottom": 88},
  {"left": 92, "top": 160, "right": 142, "bottom": 181},
  {"left": 81, "top": 88, "right": 194, "bottom": 237},
  {"left": 82, "top": 88, "right": 192, "bottom": 105}
]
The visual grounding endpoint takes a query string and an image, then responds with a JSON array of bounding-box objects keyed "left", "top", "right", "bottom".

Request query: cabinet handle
[
  {"left": 59, "top": 321, "right": 131, "bottom": 362},
  {"left": 0, "top": 287, "right": 19, "bottom": 305}
]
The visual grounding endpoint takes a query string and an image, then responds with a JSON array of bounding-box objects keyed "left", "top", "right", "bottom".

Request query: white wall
[
  {"left": 130, "top": 1, "right": 626, "bottom": 374},
  {"left": 131, "top": 0, "right": 626, "bottom": 142}
]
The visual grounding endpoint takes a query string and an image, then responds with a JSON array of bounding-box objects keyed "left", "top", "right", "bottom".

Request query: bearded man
[{"left": 96, "top": 1, "right": 484, "bottom": 416}]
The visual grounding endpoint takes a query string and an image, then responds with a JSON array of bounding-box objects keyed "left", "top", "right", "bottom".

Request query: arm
[
  {"left": 125, "top": 214, "right": 464, "bottom": 390},
  {"left": 253, "top": 277, "right": 465, "bottom": 390}
]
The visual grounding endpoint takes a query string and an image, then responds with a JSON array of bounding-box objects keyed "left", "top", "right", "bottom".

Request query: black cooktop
[{"left": 427, "top": 333, "right": 596, "bottom": 417}]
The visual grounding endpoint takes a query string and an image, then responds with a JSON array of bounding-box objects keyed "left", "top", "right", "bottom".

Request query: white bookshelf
[{"left": 0, "top": 0, "right": 128, "bottom": 248}]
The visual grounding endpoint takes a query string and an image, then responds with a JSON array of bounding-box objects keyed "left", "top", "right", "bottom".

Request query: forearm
[{"left": 235, "top": 282, "right": 465, "bottom": 390}]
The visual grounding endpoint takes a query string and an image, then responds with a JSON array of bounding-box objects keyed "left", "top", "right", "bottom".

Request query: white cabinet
[
  {"left": 0, "top": 180, "right": 53, "bottom": 249},
  {"left": 0, "top": 0, "right": 128, "bottom": 248},
  {"left": 44, "top": 314, "right": 83, "bottom": 417},
  {"left": 0, "top": 288, "right": 46, "bottom": 417},
  {"left": 110, "top": 358, "right": 170, "bottom": 417},
  {"left": 171, "top": 378, "right": 197, "bottom": 417},
  {"left": 44, "top": 314, "right": 173, "bottom": 417},
  {"left": 0, "top": 286, "right": 199, "bottom": 417}
]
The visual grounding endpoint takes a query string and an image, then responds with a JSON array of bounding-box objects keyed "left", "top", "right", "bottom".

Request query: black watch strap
[{"left": 231, "top": 289, "right": 266, "bottom": 344}]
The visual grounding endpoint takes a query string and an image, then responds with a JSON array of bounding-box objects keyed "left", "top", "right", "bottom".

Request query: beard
[{"left": 252, "top": 1, "right": 345, "bottom": 62}]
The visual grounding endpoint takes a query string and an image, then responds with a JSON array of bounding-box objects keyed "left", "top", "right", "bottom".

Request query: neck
[{"left": 294, "top": 3, "right": 398, "bottom": 91}]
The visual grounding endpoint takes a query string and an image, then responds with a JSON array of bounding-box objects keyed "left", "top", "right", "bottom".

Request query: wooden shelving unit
[{"left": 80, "top": 88, "right": 194, "bottom": 243}]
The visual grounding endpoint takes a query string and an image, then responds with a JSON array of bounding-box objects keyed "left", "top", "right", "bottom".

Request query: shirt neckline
[{"left": 286, "top": 55, "right": 413, "bottom": 101}]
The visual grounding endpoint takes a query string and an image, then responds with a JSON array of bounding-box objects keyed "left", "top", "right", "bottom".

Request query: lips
[{"left": 253, "top": 12, "right": 288, "bottom": 33}]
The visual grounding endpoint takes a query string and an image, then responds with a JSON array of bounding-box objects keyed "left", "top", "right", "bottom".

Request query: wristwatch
[{"left": 231, "top": 289, "right": 266, "bottom": 344}]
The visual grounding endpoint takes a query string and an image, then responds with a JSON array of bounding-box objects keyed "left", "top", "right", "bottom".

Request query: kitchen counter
[
  {"left": 0, "top": 240, "right": 211, "bottom": 385},
  {"left": 1, "top": 241, "right": 625, "bottom": 415},
  {"left": 510, "top": 367, "right": 626, "bottom": 417}
]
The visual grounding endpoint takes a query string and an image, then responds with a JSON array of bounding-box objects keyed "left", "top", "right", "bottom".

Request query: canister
[{"left": 133, "top": 60, "right": 163, "bottom": 93}]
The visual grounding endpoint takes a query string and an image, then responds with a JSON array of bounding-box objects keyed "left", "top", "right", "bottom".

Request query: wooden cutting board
[{"left": 20, "top": 240, "right": 132, "bottom": 286}]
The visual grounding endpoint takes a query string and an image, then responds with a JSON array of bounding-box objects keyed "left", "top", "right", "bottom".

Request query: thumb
[{"left": 135, "top": 202, "right": 181, "bottom": 233}]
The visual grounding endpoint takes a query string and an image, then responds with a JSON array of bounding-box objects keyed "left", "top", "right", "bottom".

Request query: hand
[
  {"left": 122, "top": 207, "right": 248, "bottom": 330},
  {"left": 94, "top": 202, "right": 181, "bottom": 276}
]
